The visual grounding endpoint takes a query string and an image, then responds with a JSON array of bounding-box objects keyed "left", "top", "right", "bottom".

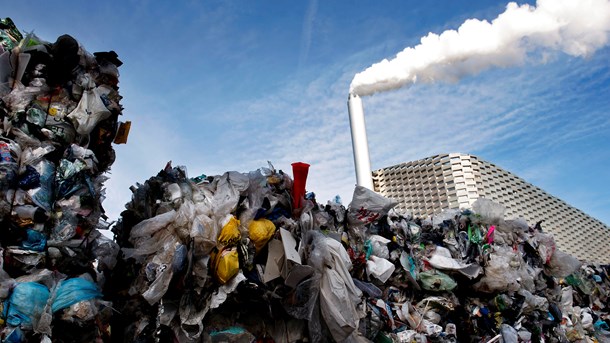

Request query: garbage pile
[
  {"left": 112, "top": 162, "right": 610, "bottom": 343},
  {"left": 0, "top": 18, "right": 125, "bottom": 342}
]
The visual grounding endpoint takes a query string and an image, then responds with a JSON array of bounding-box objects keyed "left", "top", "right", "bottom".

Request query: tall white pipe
[{"left": 347, "top": 93, "right": 374, "bottom": 190}]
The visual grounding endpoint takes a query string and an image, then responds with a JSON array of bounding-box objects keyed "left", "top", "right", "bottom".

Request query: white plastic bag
[
  {"left": 368, "top": 235, "right": 390, "bottom": 259},
  {"left": 426, "top": 246, "right": 482, "bottom": 279},
  {"left": 366, "top": 255, "right": 395, "bottom": 283},
  {"left": 129, "top": 210, "right": 176, "bottom": 239},
  {"left": 211, "top": 171, "right": 249, "bottom": 219},
  {"left": 67, "top": 87, "right": 111, "bottom": 135},
  {"left": 319, "top": 268, "right": 360, "bottom": 342},
  {"left": 348, "top": 186, "right": 397, "bottom": 226}
]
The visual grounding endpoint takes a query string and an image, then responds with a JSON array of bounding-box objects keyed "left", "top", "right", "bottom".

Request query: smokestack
[{"left": 347, "top": 93, "right": 374, "bottom": 190}]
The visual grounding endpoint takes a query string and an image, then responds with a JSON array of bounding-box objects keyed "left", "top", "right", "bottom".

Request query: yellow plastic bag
[
  {"left": 213, "top": 247, "right": 239, "bottom": 284},
  {"left": 218, "top": 215, "right": 241, "bottom": 246},
  {"left": 248, "top": 219, "right": 276, "bottom": 253}
]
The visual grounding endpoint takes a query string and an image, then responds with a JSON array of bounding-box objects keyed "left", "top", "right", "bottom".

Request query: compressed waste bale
[
  {"left": 110, "top": 161, "right": 610, "bottom": 343},
  {"left": 0, "top": 18, "right": 124, "bottom": 342}
]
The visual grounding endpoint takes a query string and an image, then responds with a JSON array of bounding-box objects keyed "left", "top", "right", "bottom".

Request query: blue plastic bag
[
  {"left": 51, "top": 278, "right": 102, "bottom": 313},
  {"left": 17, "top": 165, "right": 41, "bottom": 190},
  {"left": 209, "top": 327, "right": 255, "bottom": 343},
  {"left": 4, "top": 282, "right": 50, "bottom": 326},
  {"left": 21, "top": 229, "right": 47, "bottom": 252},
  {"left": 3, "top": 327, "right": 25, "bottom": 343}
]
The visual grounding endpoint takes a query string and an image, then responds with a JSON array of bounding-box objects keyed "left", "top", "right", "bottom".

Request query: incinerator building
[{"left": 371, "top": 153, "right": 610, "bottom": 263}]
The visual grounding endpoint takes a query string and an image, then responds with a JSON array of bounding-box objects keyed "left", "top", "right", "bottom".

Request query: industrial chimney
[{"left": 347, "top": 93, "right": 374, "bottom": 190}]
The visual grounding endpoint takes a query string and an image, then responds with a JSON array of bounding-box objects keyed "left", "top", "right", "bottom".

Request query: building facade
[{"left": 372, "top": 153, "right": 610, "bottom": 263}]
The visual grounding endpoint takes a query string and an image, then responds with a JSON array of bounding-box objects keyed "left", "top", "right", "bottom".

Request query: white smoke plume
[{"left": 350, "top": 0, "right": 610, "bottom": 96}]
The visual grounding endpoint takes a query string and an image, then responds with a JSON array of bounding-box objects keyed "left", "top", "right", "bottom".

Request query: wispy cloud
[{"left": 298, "top": 0, "right": 318, "bottom": 70}]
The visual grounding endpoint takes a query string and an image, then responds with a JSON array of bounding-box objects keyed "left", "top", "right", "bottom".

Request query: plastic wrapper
[
  {"left": 66, "top": 86, "right": 111, "bottom": 135},
  {"left": 4, "top": 282, "right": 50, "bottom": 327},
  {"left": 0, "top": 141, "right": 16, "bottom": 163},
  {"left": 471, "top": 198, "right": 506, "bottom": 223},
  {"left": 140, "top": 241, "right": 180, "bottom": 304},
  {"left": 565, "top": 272, "right": 595, "bottom": 296},
  {"left": 43, "top": 116, "right": 77, "bottom": 144},
  {"left": 431, "top": 209, "right": 460, "bottom": 227},
  {"left": 519, "top": 289, "right": 549, "bottom": 314},
  {"left": 473, "top": 246, "right": 522, "bottom": 293},
  {"left": 217, "top": 215, "right": 241, "bottom": 247},
  {"left": 208, "top": 327, "right": 255, "bottom": 343},
  {"left": 418, "top": 269, "right": 457, "bottom": 291},
  {"left": 248, "top": 218, "right": 275, "bottom": 253},
  {"left": 322, "top": 236, "right": 362, "bottom": 301},
  {"left": 21, "top": 229, "right": 46, "bottom": 252},
  {"left": 0, "top": 161, "right": 18, "bottom": 192},
  {"left": 367, "top": 235, "right": 390, "bottom": 259},
  {"left": 320, "top": 267, "right": 360, "bottom": 342},
  {"left": 0, "top": 253, "right": 15, "bottom": 299},
  {"left": 426, "top": 246, "right": 482, "bottom": 279},
  {"left": 20, "top": 142, "right": 56, "bottom": 169},
  {"left": 283, "top": 274, "right": 322, "bottom": 323},
  {"left": 212, "top": 247, "right": 239, "bottom": 285},
  {"left": 60, "top": 299, "right": 100, "bottom": 322},
  {"left": 532, "top": 232, "right": 555, "bottom": 264},
  {"left": 129, "top": 210, "right": 177, "bottom": 239},
  {"left": 51, "top": 278, "right": 102, "bottom": 313},
  {"left": 4, "top": 248, "right": 45, "bottom": 273},
  {"left": 190, "top": 212, "right": 217, "bottom": 255},
  {"left": 51, "top": 211, "right": 78, "bottom": 242},
  {"left": 561, "top": 286, "right": 575, "bottom": 314},
  {"left": 27, "top": 159, "right": 55, "bottom": 212},
  {"left": 353, "top": 279, "right": 382, "bottom": 298},
  {"left": 17, "top": 165, "right": 40, "bottom": 190},
  {"left": 209, "top": 272, "right": 245, "bottom": 310},
  {"left": 366, "top": 255, "right": 395, "bottom": 283},
  {"left": 210, "top": 171, "right": 249, "bottom": 219},
  {"left": 303, "top": 231, "right": 364, "bottom": 342},
  {"left": 546, "top": 249, "right": 581, "bottom": 278},
  {"left": 3, "top": 84, "right": 48, "bottom": 114}
]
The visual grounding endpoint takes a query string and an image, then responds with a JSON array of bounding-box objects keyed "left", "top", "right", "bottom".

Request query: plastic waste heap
[
  {"left": 109, "top": 161, "right": 610, "bottom": 343},
  {"left": 0, "top": 18, "right": 126, "bottom": 342}
]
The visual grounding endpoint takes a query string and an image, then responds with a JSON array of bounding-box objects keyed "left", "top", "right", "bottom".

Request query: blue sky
[{"left": 7, "top": 0, "right": 610, "bottom": 225}]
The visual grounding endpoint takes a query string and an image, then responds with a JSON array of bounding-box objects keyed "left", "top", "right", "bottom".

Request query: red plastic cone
[{"left": 291, "top": 162, "right": 310, "bottom": 210}]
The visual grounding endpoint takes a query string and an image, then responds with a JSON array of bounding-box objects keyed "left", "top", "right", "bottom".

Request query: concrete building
[{"left": 372, "top": 153, "right": 610, "bottom": 263}]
